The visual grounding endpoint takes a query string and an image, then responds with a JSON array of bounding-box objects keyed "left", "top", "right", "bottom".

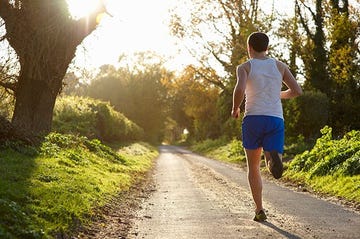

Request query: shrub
[
  {"left": 53, "top": 96, "right": 143, "bottom": 142},
  {"left": 288, "top": 126, "right": 360, "bottom": 177},
  {"left": 283, "top": 90, "right": 329, "bottom": 140}
]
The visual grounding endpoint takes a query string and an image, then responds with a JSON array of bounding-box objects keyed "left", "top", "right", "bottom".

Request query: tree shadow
[{"left": 261, "top": 221, "right": 302, "bottom": 239}]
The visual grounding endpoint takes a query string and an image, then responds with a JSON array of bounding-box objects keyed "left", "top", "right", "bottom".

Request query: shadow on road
[{"left": 262, "top": 221, "right": 302, "bottom": 239}]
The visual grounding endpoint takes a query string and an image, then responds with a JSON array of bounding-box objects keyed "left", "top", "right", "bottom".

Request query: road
[{"left": 127, "top": 145, "right": 360, "bottom": 239}]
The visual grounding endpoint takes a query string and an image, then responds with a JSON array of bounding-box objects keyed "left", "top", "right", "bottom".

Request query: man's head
[{"left": 247, "top": 32, "right": 269, "bottom": 52}]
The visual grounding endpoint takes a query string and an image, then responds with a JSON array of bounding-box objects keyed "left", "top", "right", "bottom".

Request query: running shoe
[
  {"left": 253, "top": 209, "right": 267, "bottom": 222},
  {"left": 269, "top": 150, "right": 283, "bottom": 179}
]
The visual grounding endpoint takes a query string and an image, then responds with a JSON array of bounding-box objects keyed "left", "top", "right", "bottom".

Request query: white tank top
[{"left": 245, "top": 58, "right": 283, "bottom": 119}]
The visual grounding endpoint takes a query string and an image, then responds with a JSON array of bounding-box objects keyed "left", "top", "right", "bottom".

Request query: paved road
[{"left": 128, "top": 145, "right": 360, "bottom": 239}]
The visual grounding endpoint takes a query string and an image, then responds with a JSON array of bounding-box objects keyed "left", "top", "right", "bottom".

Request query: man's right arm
[
  {"left": 277, "top": 61, "right": 303, "bottom": 99},
  {"left": 232, "top": 63, "right": 248, "bottom": 118}
]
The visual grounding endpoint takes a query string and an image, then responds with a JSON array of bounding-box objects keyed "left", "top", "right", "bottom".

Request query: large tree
[
  {"left": 293, "top": 0, "right": 360, "bottom": 133},
  {"left": 327, "top": 0, "right": 360, "bottom": 133},
  {"left": 0, "top": 0, "right": 107, "bottom": 140},
  {"left": 295, "top": 0, "right": 330, "bottom": 94}
]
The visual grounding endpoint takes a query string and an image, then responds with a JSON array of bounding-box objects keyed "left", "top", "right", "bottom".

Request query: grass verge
[
  {"left": 190, "top": 128, "right": 360, "bottom": 206},
  {"left": 284, "top": 127, "right": 360, "bottom": 205},
  {"left": 0, "top": 133, "right": 157, "bottom": 238},
  {"left": 190, "top": 137, "right": 246, "bottom": 164}
]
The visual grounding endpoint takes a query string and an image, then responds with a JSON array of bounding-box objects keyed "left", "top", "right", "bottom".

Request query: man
[{"left": 231, "top": 32, "right": 302, "bottom": 221}]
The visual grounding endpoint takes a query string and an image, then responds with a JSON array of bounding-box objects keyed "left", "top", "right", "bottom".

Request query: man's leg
[
  {"left": 245, "top": 147, "right": 263, "bottom": 213},
  {"left": 264, "top": 151, "right": 283, "bottom": 179}
]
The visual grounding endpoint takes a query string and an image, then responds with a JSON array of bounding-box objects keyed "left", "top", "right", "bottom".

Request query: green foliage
[
  {"left": 0, "top": 133, "right": 157, "bottom": 238},
  {"left": 282, "top": 1, "right": 360, "bottom": 136},
  {"left": 283, "top": 134, "right": 314, "bottom": 160},
  {"left": 165, "top": 66, "right": 223, "bottom": 141},
  {"left": 84, "top": 58, "right": 170, "bottom": 143},
  {"left": 221, "top": 113, "right": 243, "bottom": 140},
  {"left": 53, "top": 96, "right": 143, "bottom": 142},
  {"left": 283, "top": 90, "right": 329, "bottom": 139},
  {"left": 286, "top": 126, "right": 360, "bottom": 202},
  {"left": 0, "top": 90, "right": 14, "bottom": 120}
]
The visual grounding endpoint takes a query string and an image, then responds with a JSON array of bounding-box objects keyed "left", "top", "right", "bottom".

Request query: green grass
[
  {"left": 283, "top": 171, "right": 360, "bottom": 203},
  {"left": 190, "top": 138, "right": 246, "bottom": 164},
  {"left": 0, "top": 133, "right": 157, "bottom": 238}
]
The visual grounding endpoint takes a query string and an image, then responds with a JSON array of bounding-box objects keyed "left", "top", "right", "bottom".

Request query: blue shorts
[{"left": 242, "top": 115, "right": 284, "bottom": 153}]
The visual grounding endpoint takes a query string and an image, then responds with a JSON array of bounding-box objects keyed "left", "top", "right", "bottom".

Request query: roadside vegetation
[
  {"left": 53, "top": 96, "right": 144, "bottom": 142},
  {"left": 190, "top": 126, "right": 360, "bottom": 205},
  {"left": 0, "top": 134, "right": 157, "bottom": 238},
  {"left": 285, "top": 126, "right": 360, "bottom": 203},
  {"left": 0, "top": 96, "right": 157, "bottom": 238},
  {"left": 190, "top": 137, "right": 246, "bottom": 164}
]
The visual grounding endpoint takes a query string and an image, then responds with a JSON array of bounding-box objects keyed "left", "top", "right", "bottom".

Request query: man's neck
[{"left": 251, "top": 51, "right": 268, "bottom": 59}]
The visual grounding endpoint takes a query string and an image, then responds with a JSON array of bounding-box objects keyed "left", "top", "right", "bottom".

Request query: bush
[
  {"left": 288, "top": 126, "right": 360, "bottom": 177},
  {"left": 53, "top": 96, "right": 143, "bottom": 142},
  {"left": 283, "top": 90, "right": 329, "bottom": 140}
]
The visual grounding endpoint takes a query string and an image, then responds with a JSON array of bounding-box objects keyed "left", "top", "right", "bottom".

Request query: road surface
[{"left": 127, "top": 145, "right": 360, "bottom": 239}]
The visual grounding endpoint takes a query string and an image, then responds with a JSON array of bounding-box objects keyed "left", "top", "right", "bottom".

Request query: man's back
[{"left": 245, "top": 58, "right": 283, "bottom": 119}]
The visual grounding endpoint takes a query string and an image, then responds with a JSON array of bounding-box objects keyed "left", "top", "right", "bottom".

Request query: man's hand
[{"left": 231, "top": 107, "right": 240, "bottom": 119}]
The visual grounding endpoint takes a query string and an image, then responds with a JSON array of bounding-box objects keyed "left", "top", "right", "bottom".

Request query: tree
[
  {"left": 295, "top": 0, "right": 330, "bottom": 94},
  {"left": 327, "top": 0, "right": 360, "bottom": 133},
  {"left": 85, "top": 54, "right": 171, "bottom": 142},
  {"left": 170, "top": 0, "right": 268, "bottom": 84},
  {"left": 279, "top": 0, "right": 360, "bottom": 137},
  {"left": 166, "top": 65, "right": 222, "bottom": 140},
  {"left": 0, "top": 0, "right": 107, "bottom": 140}
]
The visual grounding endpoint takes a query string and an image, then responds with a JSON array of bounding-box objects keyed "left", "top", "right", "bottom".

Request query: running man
[{"left": 231, "top": 32, "right": 302, "bottom": 222}]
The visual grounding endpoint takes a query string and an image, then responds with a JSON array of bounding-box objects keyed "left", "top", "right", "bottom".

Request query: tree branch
[
  {"left": 0, "top": 79, "right": 16, "bottom": 92},
  {"left": 196, "top": 67, "right": 226, "bottom": 90},
  {"left": 296, "top": 0, "right": 315, "bottom": 40},
  {"left": 71, "top": 1, "right": 108, "bottom": 44},
  {"left": 0, "top": 0, "right": 14, "bottom": 21},
  {"left": 217, "top": 0, "right": 236, "bottom": 39}
]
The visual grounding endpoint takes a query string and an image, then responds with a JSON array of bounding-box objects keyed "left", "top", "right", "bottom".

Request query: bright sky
[
  {"left": 70, "top": 0, "right": 188, "bottom": 72},
  {"left": 69, "top": 0, "right": 294, "bottom": 73}
]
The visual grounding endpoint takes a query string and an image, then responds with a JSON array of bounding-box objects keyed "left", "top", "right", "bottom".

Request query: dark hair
[{"left": 247, "top": 32, "right": 269, "bottom": 52}]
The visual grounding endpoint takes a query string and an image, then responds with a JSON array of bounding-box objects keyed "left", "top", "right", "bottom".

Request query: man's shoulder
[
  {"left": 237, "top": 61, "right": 251, "bottom": 73},
  {"left": 274, "top": 59, "right": 288, "bottom": 75}
]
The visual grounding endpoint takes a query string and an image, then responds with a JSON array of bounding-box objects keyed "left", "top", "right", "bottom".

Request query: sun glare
[{"left": 67, "top": 0, "right": 102, "bottom": 19}]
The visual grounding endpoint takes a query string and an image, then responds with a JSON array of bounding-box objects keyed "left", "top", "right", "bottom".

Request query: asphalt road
[{"left": 127, "top": 145, "right": 360, "bottom": 239}]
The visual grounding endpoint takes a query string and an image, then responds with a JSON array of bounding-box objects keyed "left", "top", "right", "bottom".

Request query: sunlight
[{"left": 66, "top": 0, "right": 102, "bottom": 19}]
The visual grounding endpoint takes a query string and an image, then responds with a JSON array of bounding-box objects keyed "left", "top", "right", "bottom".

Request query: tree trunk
[
  {"left": 0, "top": 0, "right": 106, "bottom": 140},
  {"left": 11, "top": 70, "right": 62, "bottom": 136}
]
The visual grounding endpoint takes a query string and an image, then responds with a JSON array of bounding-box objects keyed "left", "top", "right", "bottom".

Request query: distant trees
[
  {"left": 76, "top": 54, "right": 170, "bottom": 142},
  {"left": 0, "top": 0, "right": 107, "bottom": 141},
  {"left": 165, "top": 65, "right": 221, "bottom": 140}
]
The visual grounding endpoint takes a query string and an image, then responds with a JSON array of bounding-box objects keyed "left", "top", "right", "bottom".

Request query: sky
[
  {"left": 71, "top": 0, "right": 186, "bottom": 72},
  {"left": 70, "top": 0, "right": 295, "bottom": 73}
]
